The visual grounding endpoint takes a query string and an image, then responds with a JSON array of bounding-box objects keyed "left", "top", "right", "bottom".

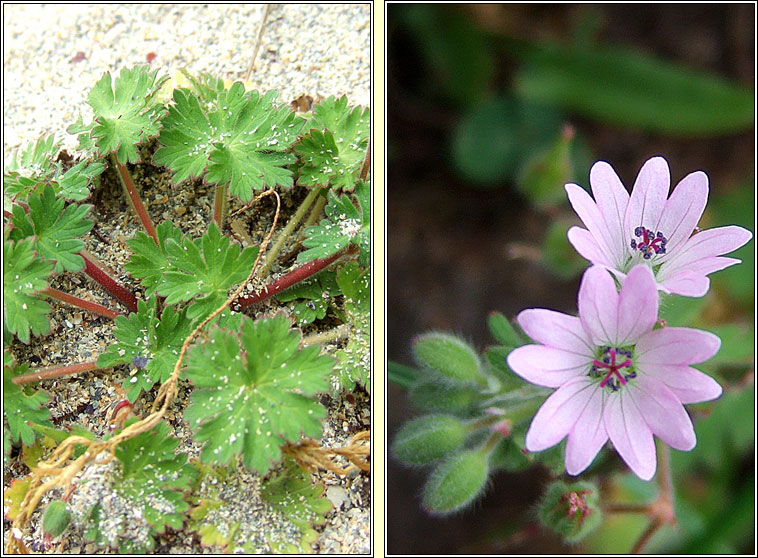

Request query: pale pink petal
[
  {"left": 517, "top": 309, "right": 594, "bottom": 357},
  {"left": 507, "top": 345, "right": 590, "bottom": 388},
  {"left": 678, "top": 256, "right": 741, "bottom": 276},
  {"left": 638, "top": 363, "right": 722, "bottom": 404},
  {"left": 525, "top": 377, "right": 595, "bottom": 451},
  {"left": 616, "top": 265, "right": 658, "bottom": 345},
  {"left": 623, "top": 157, "right": 670, "bottom": 240},
  {"left": 656, "top": 170, "right": 708, "bottom": 254},
  {"left": 658, "top": 269, "right": 710, "bottom": 297},
  {"left": 567, "top": 226, "right": 613, "bottom": 267},
  {"left": 629, "top": 376, "right": 696, "bottom": 451},
  {"left": 565, "top": 183, "right": 619, "bottom": 266},
  {"left": 590, "top": 161, "right": 630, "bottom": 266},
  {"left": 636, "top": 327, "right": 721, "bottom": 366},
  {"left": 577, "top": 266, "right": 620, "bottom": 346},
  {"left": 659, "top": 225, "right": 753, "bottom": 273},
  {"left": 604, "top": 391, "right": 657, "bottom": 481},
  {"left": 565, "top": 384, "right": 608, "bottom": 475}
]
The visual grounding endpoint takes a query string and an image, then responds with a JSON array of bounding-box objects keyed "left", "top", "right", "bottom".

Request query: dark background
[{"left": 387, "top": 3, "right": 755, "bottom": 555}]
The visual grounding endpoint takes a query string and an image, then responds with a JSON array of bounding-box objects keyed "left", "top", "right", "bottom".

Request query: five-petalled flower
[
  {"left": 565, "top": 156, "right": 752, "bottom": 297},
  {"left": 506, "top": 264, "right": 722, "bottom": 480}
]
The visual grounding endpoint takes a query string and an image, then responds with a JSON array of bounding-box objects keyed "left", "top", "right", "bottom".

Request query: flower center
[
  {"left": 589, "top": 346, "right": 636, "bottom": 392},
  {"left": 630, "top": 227, "right": 667, "bottom": 260}
]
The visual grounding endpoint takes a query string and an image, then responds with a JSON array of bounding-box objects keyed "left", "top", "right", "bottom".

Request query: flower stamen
[
  {"left": 631, "top": 227, "right": 667, "bottom": 259},
  {"left": 592, "top": 347, "right": 634, "bottom": 391}
]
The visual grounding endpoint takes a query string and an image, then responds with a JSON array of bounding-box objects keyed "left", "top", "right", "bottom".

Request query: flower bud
[
  {"left": 413, "top": 332, "right": 485, "bottom": 386},
  {"left": 392, "top": 415, "right": 467, "bottom": 466},
  {"left": 422, "top": 450, "right": 489, "bottom": 515},
  {"left": 537, "top": 480, "right": 602, "bottom": 542}
]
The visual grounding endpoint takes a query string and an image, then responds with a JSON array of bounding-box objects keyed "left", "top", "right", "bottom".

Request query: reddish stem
[
  {"left": 234, "top": 245, "right": 358, "bottom": 310},
  {"left": 113, "top": 157, "right": 158, "bottom": 244},
  {"left": 41, "top": 287, "right": 123, "bottom": 320},
  {"left": 12, "top": 361, "right": 100, "bottom": 385},
  {"left": 80, "top": 250, "right": 138, "bottom": 313}
]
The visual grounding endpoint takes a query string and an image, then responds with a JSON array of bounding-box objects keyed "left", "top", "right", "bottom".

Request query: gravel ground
[
  {"left": 3, "top": 3, "right": 371, "bottom": 554},
  {"left": 3, "top": 3, "right": 371, "bottom": 159}
]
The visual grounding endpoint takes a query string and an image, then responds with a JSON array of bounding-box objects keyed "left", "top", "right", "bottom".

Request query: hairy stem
[
  {"left": 80, "top": 249, "right": 138, "bottom": 313},
  {"left": 41, "top": 288, "right": 122, "bottom": 320},
  {"left": 234, "top": 245, "right": 358, "bottom": 310},
  {"left": 12, "top": 361, "right": 101, "bottom": 385},
  {"left": 212, "top": 183, "right": 228, "bottom": 230},
  {"left": 301, "top": 324, "right": 351, "bottom": 346},
  {"left": 258, "top": 186, "right": 323, "bottom": 278},
  {"left": 111, "top": 154, "right": 158, "bottom": 244}
]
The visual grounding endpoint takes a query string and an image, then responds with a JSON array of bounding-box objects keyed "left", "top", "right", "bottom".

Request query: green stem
[
  {"left": 111, "top": 154, "right": 158, "bottom": 244},
  {"left": 259, "top": 186, "right": 323, "bottom": 278},
  {"left": 301, "top": 324, "right": 351, "bottom": 346},
  {"left": 212, "top": 183, "right": 228, "bottom": 229}
]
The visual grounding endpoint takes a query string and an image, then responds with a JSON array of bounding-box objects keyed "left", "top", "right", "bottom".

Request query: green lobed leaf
[
  {"left": 261, "top": 458, "right": 332, "bottom": 553},
  {"left": 3, "top": 358, "right": 53, "bottom": 445},
  {"left": 154, "top": 85, "right": 303, "bottom": 201},
  {"left": 3, "top": 136, "right": 60, "bottom": 199},
  {"left": 294, "top": 96, "right": 370, "bottom": 190},
  {"left": 57, "top": 159, "right": 105, "bottom": 201},
  {"left": 392, "top": 414, "right": 468, "bottom": 466},
  {"left": 3, "top": 236, "right": 53, "bottom": 343},
  {"left": 276, "top": 271, "right": 339, "bottom": 326},
  {"left": 10, "top": 184, "right": 93, "bottom": 272},
  {"left": 334, "top": 261, "right": 370, "bottom": 392},
  {"left": 79, "top": 419, "right": 197, "bottom": 552},
  {"left": 298, "top": 180, "right": 371, "bottom": 267},
  {"left": 125, "top": 220, "right": 183, "bottom": 297},
  {"left": 97, "top": 298, "right": 193, "bottom": 402},
  {"left": 512, "top": 40, "right": 755, "bottom": 136},
  {"left": 157, "top": 222, "right": 259, "bottom": 321},
  {"left": 4, "top": 135, "right": 103, "bottom": 201},
  {"left": 422, "top": 449, "right": 489, "bottom": 515},
  {"left": 183, "top": 313, "right": 334, "bottom": 474},
  {"left": 85, "top": 66, "right": 169, "bottom": 163}
]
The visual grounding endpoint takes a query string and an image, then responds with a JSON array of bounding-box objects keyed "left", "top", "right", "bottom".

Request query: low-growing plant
[{"left": 3, "top": 64, "right": 371, "bottom": 553}]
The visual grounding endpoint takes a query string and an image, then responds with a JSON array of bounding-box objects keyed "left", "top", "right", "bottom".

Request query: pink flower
[
  {"left": 565, "top": 156, "right": 752, "bottom": 297},
  {"left": 506, "top": 265, "right": 722, "bottom": 480}
]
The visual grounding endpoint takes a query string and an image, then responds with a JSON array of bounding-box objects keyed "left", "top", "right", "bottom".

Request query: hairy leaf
[
  {"left": 276, "top": 271, "right": 340, "bottom": 326},
  {"left": 82, "top": 66, "right": 169, "bottom": 163},
  {"left": 97, "top": 298, "right": 193, "bottom": 401},
  {"left": 4, "top": 236, "right": 53, "bottom": 343},
  {"left": 3, "top": 358, "right": 53, "bottom": 445},
  {"left": 125, "top": 220, "right": 183, "bottom": 297},
  {"left": 10, "top": 184, "right": 93, "bottom": 272},
  {"left": 154, "top": 84, "right": 304, "bottom": 201},
  {"left": 333, "top": 262, "right": 370, "bottom": 392},
  {"left": 78, "top": 420, "right": 196, "bottom": 553},
  {"left": 294, "top": 96, "right": 370, "bottom": 190},
  {"left": 184, "top": 313, "right": 334, "bottom": 474},
  {"left": 158, "top": 222, "right": 259, "bottom": 321},
  {"left": 299, "top": 180, "right": 370, "bottom": 266},
  {"left": 4, "top": 136, "right": 103, "bottom": 201},
  {"left": 261, "top": 458, "right": 332, "bottom": 553}
]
